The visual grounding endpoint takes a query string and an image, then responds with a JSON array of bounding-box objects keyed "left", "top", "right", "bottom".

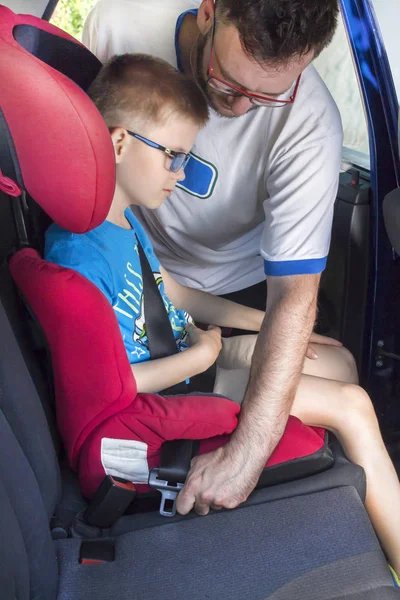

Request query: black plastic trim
[
  {"left": 13, "top": 24, "right": 101, "bottom": 92},
  {"left": 257, "top": 432, "right": 334, "bottom": 488},
  {"left": 42, "top": 0, "right": 60, "bottom": 22}
]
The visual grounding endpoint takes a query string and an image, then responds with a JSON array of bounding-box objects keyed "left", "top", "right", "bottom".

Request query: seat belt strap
[
  {"left": 136, "top": 229, "right": 198, "bottom": 515},
  {"left": 158, "top": 439, "right": 200, "bottom": 483},
  {"left": 137, "top": 239, "right": 187, "bottom": 395}
]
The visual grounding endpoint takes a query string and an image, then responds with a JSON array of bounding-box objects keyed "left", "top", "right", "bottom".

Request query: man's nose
[{"left": 230, "top": 95, "right": 254, "bottom": 116}]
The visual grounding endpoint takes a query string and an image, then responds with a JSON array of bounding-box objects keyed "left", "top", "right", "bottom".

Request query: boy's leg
[
  {"left": 213, "top": 367, "right": 249, "bottom": 404},
  {"left": 216, "top": 341, "right": 400, "bottom": 570},
  {"left": 302, "top": 344, "right": 359, "bottom": 384},
  {"left": 217, "top": 335, "right": 257, "bottom": 370},
  {"left": 219, "top": 335, "right": 359, "bottom": 384},
  {"left": 214, "top": 336, "right": 254, "bottom": 403},
  {"left": 291, "top": 375, "right": 400, "bottom": 574}
]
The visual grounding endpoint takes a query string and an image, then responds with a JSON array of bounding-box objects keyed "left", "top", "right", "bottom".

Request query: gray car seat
[{"left": 0, "top": 357, "right": 396, "bottom": 599}]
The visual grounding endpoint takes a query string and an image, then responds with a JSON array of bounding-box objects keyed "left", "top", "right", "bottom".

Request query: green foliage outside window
[{"left": 51, "top": 0, "right": 96, "bottom": 40}]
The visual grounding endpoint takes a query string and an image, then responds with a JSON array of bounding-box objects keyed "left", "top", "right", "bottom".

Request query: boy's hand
[{"left": 186, "top": 324, "right": 222, "bottom": 367}]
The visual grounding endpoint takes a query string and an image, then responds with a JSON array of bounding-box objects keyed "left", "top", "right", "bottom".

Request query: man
[{"left": 83, "top": 0, "right": 342, "bottom": 515}]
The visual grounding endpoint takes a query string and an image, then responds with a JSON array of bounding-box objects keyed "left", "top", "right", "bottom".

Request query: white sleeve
[
  {"left": 82, "top": 0, "right": 186, "bottom": 64},
  {"left": 82, "top": 0, "right": 139, "bottom": 62},
  {"left": 261, "top": 128, "right": 343, "bottom": 277}
]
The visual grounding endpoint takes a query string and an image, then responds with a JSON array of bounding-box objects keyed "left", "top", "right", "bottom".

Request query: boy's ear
[
  {"left": 109, "top": 127, "right": 130, "bottom": 164},
  {"left": 197, "top": 0, "right": 215, "bottom": 36}
]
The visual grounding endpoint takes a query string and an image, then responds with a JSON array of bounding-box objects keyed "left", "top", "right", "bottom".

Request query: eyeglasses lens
[{"left": 171, "top": 153, "right": 190, "bottom": 173}]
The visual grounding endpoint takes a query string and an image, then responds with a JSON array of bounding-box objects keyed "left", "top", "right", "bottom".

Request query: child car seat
[{"left": 0, "top": 4, "right": 350, "bottom": 519}]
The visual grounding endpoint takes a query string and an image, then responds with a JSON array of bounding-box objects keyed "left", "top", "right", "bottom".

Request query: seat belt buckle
[
  {"left": 148, "top": 468, "right": 184, "bottom": 517},
  {"left": 79, "top": 539, "right": 115, "bottom": 564},
  {"left": 84, "top": 475, "right": 136, "bottom": 528}
]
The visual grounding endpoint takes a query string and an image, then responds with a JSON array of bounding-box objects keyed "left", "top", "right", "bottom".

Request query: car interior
[{"left": 1, "top": 2, "right": 400, "bottom": 599}]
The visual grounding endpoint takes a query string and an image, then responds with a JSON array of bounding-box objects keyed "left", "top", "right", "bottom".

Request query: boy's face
[{"left": 113, "top": 116, "right": 199, "bottom": 210}]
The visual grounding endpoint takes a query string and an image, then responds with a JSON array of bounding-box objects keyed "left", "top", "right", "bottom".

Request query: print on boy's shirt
[{"left": 113, "top": 252, "right": 191, "bottom": 362}]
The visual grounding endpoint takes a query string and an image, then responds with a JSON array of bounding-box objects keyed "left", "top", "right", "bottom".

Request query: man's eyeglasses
[
  {"left": 126, "top": 130, "right": 191, "bottom": 173},
  {"left": 206, "top": 20, "right": 301, "bottom": 108}
]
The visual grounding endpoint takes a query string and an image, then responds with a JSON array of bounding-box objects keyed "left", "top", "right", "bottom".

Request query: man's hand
[
  {"left": 176, "top": 442, "right": 265, "bottom": 516},
  {"left": 306, "top": 332, "right": 342, "bottom": 360}
]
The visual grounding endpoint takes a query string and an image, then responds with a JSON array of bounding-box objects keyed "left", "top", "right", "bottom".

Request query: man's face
[{"left": 196, "top": 22, "right": 313, "bottom": 118}]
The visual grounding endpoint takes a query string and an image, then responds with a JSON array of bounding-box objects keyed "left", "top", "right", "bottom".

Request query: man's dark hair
[
  {"left": 217, "top": 0, "right": 339, "bottom": 64},
  {"left": 88, "top": 53, "right": 209, "bottom": 128}
]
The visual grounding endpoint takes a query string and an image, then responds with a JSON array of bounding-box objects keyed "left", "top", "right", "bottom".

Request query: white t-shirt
[{"left": 83, "top": 0, "right": 343, "bottom": 294}]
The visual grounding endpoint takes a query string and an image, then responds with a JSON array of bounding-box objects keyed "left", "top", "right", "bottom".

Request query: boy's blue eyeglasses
[{"left": 126, "top": 130, "right": 191, "bottom": 173}]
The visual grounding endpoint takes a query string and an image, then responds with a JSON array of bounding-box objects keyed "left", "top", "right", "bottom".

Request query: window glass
[
  {"left": 51, "top": 0, "right": 96, "bottom": 41},
  {"left": 314, "top": 13, "right": 370, "bottom": 170},
  {"left": 371, "top": 0, "right": 400, "bottom": 101}
]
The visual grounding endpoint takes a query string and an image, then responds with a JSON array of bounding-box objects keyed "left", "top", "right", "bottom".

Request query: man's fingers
[
  {"left": 306, "top": 345, "right": 318, "bottom": 359},
  {"left": 176, "top": 485, "right": 213, "bottom": 516},
  {"left": 194, "top": 501, "right": 210, "bottom": 516},
  {"left": 311, "top": 332, "right": 342, "bottom": 346},
  {"left": 176, "top": 487, "right": 196, "bottom": 516}
]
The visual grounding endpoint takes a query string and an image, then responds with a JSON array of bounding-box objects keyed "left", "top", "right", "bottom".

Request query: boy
[{"left": 45, "top": 54, "right": 400, "bottom": 576}]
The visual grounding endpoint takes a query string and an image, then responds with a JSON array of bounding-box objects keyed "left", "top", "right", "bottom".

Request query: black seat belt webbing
[
  {"left": 158, "top": 439, "right": 201, "bottom": 483},
  {"left": 137, "top": 240, "right": 187, "bottom": 396},
  {"left": 136, "top": 232, "right": 198, "bottom": 495}
]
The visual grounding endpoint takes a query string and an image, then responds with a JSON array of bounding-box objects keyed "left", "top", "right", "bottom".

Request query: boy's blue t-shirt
[{"left": 45, "top": 208, "right": 191, "bottom": 364}]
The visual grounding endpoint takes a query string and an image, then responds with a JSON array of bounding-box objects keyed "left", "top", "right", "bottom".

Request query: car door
[
  {"left": 345, "top": 0, "right": 400, "bottom": 428},
  {"left": 365, "top": 0, "right": 400, "bottom": 429},
  {"left": 315, "top": 0, "right": 400, "bottom": 431}
]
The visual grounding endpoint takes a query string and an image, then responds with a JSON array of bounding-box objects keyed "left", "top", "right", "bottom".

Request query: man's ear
[
  {"left": 109, "top": 127, "right": 130, "bottom": 164},
  {"left": 197, "top": 0, "right": 215, "bottom": 36}
]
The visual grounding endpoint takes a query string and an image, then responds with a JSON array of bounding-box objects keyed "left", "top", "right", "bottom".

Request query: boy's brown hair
[{"left": 88, "top": 53, "right": 209, "bottom": 128}]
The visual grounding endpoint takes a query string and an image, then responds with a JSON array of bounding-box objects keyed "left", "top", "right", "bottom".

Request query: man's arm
[
  {"left": 176, "top": 272, "right": 320, "bottom": 515},
  {"left": 230, "top": 273, "right": 320, "bottom": 462},
  {"left": 160, "top": 266, "right": 264, "bottom": 332}
]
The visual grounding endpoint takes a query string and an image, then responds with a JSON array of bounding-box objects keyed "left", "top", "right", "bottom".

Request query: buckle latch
[{"left": 148, "top": 468, "right": 184, "bottom": 517}]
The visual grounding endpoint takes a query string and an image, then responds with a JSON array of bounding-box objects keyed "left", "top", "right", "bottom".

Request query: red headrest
[{"left": 0, "top": 5, "right": 115, "bottom": 233}]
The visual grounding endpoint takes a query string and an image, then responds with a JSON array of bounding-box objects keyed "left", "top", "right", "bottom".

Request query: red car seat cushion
[{"left": 10, "top": 249, "right": 326, "bottom": 497}]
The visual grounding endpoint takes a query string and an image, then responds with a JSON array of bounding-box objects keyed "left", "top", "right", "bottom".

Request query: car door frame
[{"left": 341, "top": 0, "right": 400, "bottom": 424}]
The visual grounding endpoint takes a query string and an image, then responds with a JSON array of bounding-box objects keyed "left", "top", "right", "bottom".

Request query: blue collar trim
[{"left": 175, "top": 8, "right": 198, "bottom": 73}]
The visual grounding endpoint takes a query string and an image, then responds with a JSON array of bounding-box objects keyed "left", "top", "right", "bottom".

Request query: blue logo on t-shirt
[{"left": 177, "top": 152, "right": 218, "bottom": 199}]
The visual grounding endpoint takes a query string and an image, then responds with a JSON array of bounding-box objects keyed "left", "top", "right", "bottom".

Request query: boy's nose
[{"left": 174, "top": 168, "right": 186, "bottom": 182}]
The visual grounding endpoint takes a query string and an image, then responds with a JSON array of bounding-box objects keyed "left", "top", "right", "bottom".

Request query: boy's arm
[
  {"left": 160, "top": 268, "right": 341, "bottom": 362},
  {"left": 132, "top": 325, "right": 221, "bottom": 393},
  {"left": 160, "top": 266, "right": 264, "bottom": 332}
]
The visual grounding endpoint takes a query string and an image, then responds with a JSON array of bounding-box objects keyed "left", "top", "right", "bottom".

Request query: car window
[
  {"left": 51, "top": 0, "right": 96, "bottom": 40},
  {"left": 314, "top": 12, "right": 370, "bottom": 171},
  {"left": 371, "top": 0, "right": 400, "bottom": 102}
]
